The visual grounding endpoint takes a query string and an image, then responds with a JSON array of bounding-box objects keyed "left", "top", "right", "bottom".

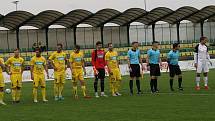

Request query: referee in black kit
[{"left": 127, "top": 42, "right": 144, "bottom": 95}]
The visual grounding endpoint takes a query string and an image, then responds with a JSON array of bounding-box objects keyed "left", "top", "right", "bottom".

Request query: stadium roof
[{"left": 0, "top": 5, "right": 215, "bottom": 30}]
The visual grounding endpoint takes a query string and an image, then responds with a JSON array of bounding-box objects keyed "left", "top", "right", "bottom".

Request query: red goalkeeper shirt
[{"left": 91, "top": 49, "right": 106, "bottom": 69}]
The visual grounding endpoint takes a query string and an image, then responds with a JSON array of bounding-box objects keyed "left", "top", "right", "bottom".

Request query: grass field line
[{"left": 140, "top": 92, "right": 215, "bottom": 96}]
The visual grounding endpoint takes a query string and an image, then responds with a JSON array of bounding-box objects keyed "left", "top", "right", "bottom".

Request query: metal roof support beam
[
  {"left": 16, "top": 28, "right": 20, "bottom": 49},
  {"left": 176, "top": 22, "right": 180, "bottom": 43},
  {"left": 73, "top": 27, "right": 77, "bottom": 46},
  {"left": 100, "top": 26, "right": 104, "bottom": 47},
  {"left": 200, "top": 21, "right": 204, "bottom": 36},
  {"left": 126, "top": 25, "right": 130, "bottom": 46},
  {"left": 45, "top": 28, "right": 49, "bottom": 52},
  {"left": 152, "top": 24, "right": 155, "bottom": 42}
]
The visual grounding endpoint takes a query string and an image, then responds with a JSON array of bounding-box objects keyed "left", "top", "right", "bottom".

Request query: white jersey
[
  {"left": 194, "top": 43, "right": 210, "bottom": 73},
  {"left": 194, "top": 43, "right": 210, "bottom": 63}
]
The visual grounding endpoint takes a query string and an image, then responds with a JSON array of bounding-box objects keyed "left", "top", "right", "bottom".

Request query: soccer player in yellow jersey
[
  {"left": 69, "top": 45, "right": 90, "bottom": 99},
  {"left": 0, "top": 57, "right": 7, "bottom": 105},
  {"left": 30, "top": 48, "right": 49, "bottom": 103},
  {"left": 5, "top": 49, "right": 24, "bottom": 103},
  {"left": 49, "top": 44, "right": 67, "bottom": 101},
  {"left": 105, "top": 43, "right": 122, "bottom": 96}
]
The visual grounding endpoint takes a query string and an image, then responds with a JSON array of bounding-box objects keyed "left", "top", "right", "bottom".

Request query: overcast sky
[{"left": 0, "top": 0, "right": 214, "bottom": 15}]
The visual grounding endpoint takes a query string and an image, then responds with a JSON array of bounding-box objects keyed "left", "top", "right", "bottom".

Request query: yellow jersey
[
  {"left": 5, "top": 56, "right": 24, "bottom": 74},
  {"left": 0, "top": 58, "right": 4, "bottom": 73},
  {"left": 30, "top": 56, "right": 46, "bottom": 74},
  {"left": 49, "top": 51, "right": 67, "bottom": 72},
  {"left": 69, "top": 51, "right": 84, "bottom": 69},
  {"left": 105, "top": 50, "right": 119, "bottom": 69}
]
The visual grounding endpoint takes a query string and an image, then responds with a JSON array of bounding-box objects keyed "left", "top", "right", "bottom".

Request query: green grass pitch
[{"left": 1, "top": 70, "right": 215, "bottom": 121}]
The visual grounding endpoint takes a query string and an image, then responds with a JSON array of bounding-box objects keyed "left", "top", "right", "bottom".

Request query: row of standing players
[{"left": 0, "top": 36, "right": 211, "bottom": 105}]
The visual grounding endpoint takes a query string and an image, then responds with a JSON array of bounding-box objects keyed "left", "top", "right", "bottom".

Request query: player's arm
[
  {"left": 30, "top": 65, "right": 34, "bottom": 80},
  {"left": 127, "top": 51, "right": 132, "bottom": 71},
  {"left": 5, "top": 59, "right": 11, "bottom": 75},
  {"left": 30, "top": 59, "right": 34, "bottom": 80},
  {"left": 91, "top": 51, "right": 98, "bottom": 75},
  {"left": 65, "top": 54, "right": 68, "bottom": 70},
  {"left": 48, "top": 54, "right": 57, "bottom": 71},
  {"left": 82, "top": 58, "right": 86, "bottom": 75},
  {"left": 69, "top": 55, "right": 73, "bottom": 73},
  {"left": 21, "top": 59, "right": 25, "bottom": 74},
  {"left": 138, "top": 50, "right": 144, "bottom": 70},
  {"left": 194, "top": 44, "right": 199, "bottom": 68},
  {"left": 105, "top": 53, "right": 111, "bottom": 73},
  {"left": 44, "top": 62, "right": 49, "bottom": 78},
  {"left": 159, "top": 54, "right": 162, "bottom": 68}
]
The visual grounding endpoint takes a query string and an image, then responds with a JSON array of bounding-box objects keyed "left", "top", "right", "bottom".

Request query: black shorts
[
  {"left": 130, "top": 64, "right": 141, "bottom": 77},
  {"left": 149, "top": 64, "right": 161, "bottom": 76},
  {"left": 169, "top": 65, "right": 182, "bottom": 77},
  {"left": 96, "top": 68, "right": 105, "bottom": 79}
]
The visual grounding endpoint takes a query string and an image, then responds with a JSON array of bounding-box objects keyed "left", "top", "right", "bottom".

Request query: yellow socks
[
  {"left": 16, "top": 89, "right": 21, "bottom": 101},
  {"left": 12, "top": 89, "right": 16, "bottom": 101},
  {"left": 81, "top": 86, "right": 86, "bottom": 97},
  {"left": 59, "top": 83, "right": 64, "bottom": 97},
  {"left": 41, "top": 87, "right": 46, "bottom": 100},
  {"left": 0, "top": 91, "right": 3, "bottom": 101},
  {"left": 33, "top": 87, "right": 38, "bottom": 101}
]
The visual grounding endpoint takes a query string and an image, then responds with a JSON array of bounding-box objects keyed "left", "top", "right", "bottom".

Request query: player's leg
[
  {"left": 41, "top": 75, "right": 48, "bottom": 102},
  {"left": 169, "top": 65, "right": 175, "bottom": 91},
  {"left": 154, "top": 65, "right": 161, "bottom": 92},
  {"left": 10, "top": 75, "right": 17, "bottom": 103},
  {"left": 59, "top": 73, "right": 65, "bottom": 100},
  {"left": 94, "top": 73, "right": 99, "bottom": 97},
  {"left": 149, "top": 64, "right": 156, "bottom": 93},
  {"left": 109, "top": 71, "right": 117, "bottom": 96},
  {"left": 54, "top": 72, "right": 60, "bottom": 100},
  {"left": 33, "top": 74, "right": 39, "bottom": 103},
  {"left": 129, "top": 65, "right": 135, "bottom": 95},
  {"left": 0, "top": 75, "right": 6, "bottom": 105},
  {"left": 72, "top": 71, "right": 78, "bottom": 99},
  {"left": 195, "top": 62, "right": 202, "bottom": 90},
  {"left": 99, "top": 69, "right": 107, "bottom": 97},
  {"left": 135, "top": 65, "right": 141, "bottom": 94},
  {"left": 203, "top": 72, "right": 208, "bottom": 90},
  {"left": 203, "top": 62, "right": 209, "bottom": 90},
  {"left": 79, "top": 70, "right": 88, "bottom": 97},
  {"left": 16, "top": 74, "right": 23, "bottom": 103},
  {"left": 115, "top": 69, "right": 122, "bottom": 96},
  {"left": 176, "top": 65, "right": 183, "bottom": 90}
]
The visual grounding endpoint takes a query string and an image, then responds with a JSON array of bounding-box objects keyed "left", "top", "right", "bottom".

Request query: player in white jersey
[{"left": 194, "top": 37, "right": 212, "bottom": 90}]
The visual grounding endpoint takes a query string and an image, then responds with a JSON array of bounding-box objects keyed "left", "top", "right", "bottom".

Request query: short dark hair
[
  {"left": 200, "top": 36, "right": 207, "bottom": 41},
  {"left": 14, "top": 48, "right": 19, "bottom": 52},
  {"left": 173, "top": 43, "right": 179, "bottom": 49},
  {"left": 35, "top": 47, "right": 41, "bottom": 52},
  {"left": 96, "top": 41, "right": 102, "bottom": 46},
  {"left": 57, "top": 43, "right": 63, "bottom": 48},
  {"left": 152, "top": 41, "right": 159, "bottom": 45},
  {"left": 132, "top": 41, "right": 138, "bottom": 45},
  {"left": 107, "top": 43, "right": 112, "bottom": 47},
  {"left": 75, "top": 45, "right": 80, "bottom": 50}
]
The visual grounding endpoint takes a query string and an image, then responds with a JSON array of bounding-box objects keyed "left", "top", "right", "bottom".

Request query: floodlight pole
[
  {"left": 12, "top": 1, "right": 19, "bottom": 11},
  {"left": 144, "top": 0, "right": 147, "bottom": 11}
]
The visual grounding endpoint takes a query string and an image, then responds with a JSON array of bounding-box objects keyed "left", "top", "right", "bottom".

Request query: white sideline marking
[{"left": 142, "top": 92, "right": 215, "bottom": 96}]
